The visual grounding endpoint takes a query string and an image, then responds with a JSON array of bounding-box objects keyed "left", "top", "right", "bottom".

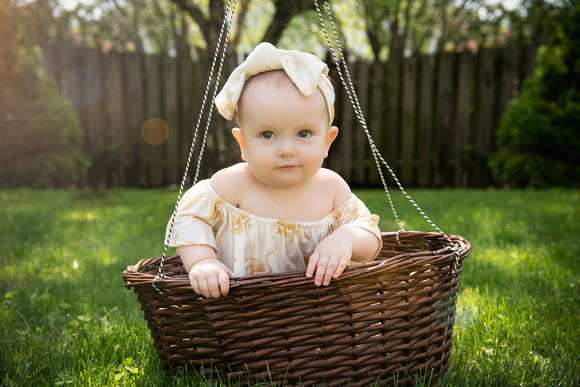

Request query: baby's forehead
[{"left": 243, "top": 70, "right": 297, "bottom": 94}]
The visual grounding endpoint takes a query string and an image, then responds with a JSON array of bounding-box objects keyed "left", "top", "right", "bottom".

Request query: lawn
[{"left": 0, "top": 188, "right": 578, "bottom": 386}]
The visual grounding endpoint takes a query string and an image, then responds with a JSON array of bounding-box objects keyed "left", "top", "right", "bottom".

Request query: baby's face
[{"left": 233, "top": 75, "right": 337, "bottom": 190}]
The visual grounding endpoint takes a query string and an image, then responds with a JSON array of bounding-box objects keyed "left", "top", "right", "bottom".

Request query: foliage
[
  {"left": 490, "top": 3, "right": 580, "bottom": 188},
  {"left": 47, "top": 0, "right": 567, "bottom": 62},
  {"left": 500, "top": 0, "right": 574, "bottom": 45},
  {"left": 0, "top": 188, "right": 578, "bottom": 386},
  {"left": 360, "top": 0, "right": 480, "bottom": 59},
  {"left": 55, "top": 0, "right": 191, "bottom": 56},
  {"left": 0, "top": 0, "right": 90, "bottom": 188},
  {"left": 0, "top": 80, "right": 90, "bottom": 188}
]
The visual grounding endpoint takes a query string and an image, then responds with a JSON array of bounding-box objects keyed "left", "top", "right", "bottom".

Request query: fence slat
[
  {"left": 434, "top": 53, "right": 455, "bottom": 187},
  {"left": 338, "top": 62, "right": 354, "bottom": 183},
  {"left": 125, "top": 53, "right": 147, "bottom": 186},
  {"left": 84, "top": 48, "right": 110, "bottom": 187},
  {"left": 354, "top": 62, "right": 370, "bottom": 185},
  {"left": 163, "top": 56, "right": 180, "bottom": 184},
  {"left": 384, "top": 55, "right": 401, "bottom": 175},
  {"left": 476, "top": 49, "right": 495, "bottom": 154},
  {"left": 106, "top": 51, "right": 126, "bottom": 186},
  {"left": 471, "top": 49, "right": 496, "bottom": 185},
  {"left": 401, "top": 55, "right": 418, "bottom": 185},
  {"left": 368, "top": 61, "right": 385, "bottom": 185},
  {"left": 454, "top": 51, "right": 473, "bottom": 187},
  {"left": 417, "top": 55, "right": 435, "bottom": 187},
  {"left": 144, "top": 55, "right": 163, "bottom": 187}
]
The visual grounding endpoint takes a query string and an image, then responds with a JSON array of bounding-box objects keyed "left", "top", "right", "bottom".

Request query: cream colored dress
[{"left": 166, "top": 179, "right": 381, "bottom": 276}]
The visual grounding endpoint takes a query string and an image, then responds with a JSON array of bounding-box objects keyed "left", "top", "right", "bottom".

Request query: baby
[{"left": 166, "top": 42, "right": 382, "bottom": 298}]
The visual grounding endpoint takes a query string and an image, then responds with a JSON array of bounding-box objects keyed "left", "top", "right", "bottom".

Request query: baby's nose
[{"left": 278, "top": 140, "right": 297, "bottom": 157}]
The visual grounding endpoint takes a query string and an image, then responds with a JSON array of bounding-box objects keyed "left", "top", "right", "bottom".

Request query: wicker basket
[{"left": 123, "top": 231, "right": 470, "bottom": 386}]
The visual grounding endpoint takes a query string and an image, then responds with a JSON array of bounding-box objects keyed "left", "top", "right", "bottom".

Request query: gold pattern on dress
[
  {"left": 326, "top": 223, "right": 335, "bottom": 236},
  {"left": 274, "top": 220, "right": 301, "bottom": 237},
  {"left": 173, "top": 234, "right": 203, "bottom": 246},
  {"left": 331, "top": 205, "right": 344, "bottom": 224},
  {"left": 369, "top": 215, "right": 380, "bottom": 228},
  {"left": 234, "top": 212, "right": 250, "bottom": 234},
  {"left": 344, "top": 201, "right": 360, "bottom": 224},
  {"left": 250, "top": 249, "right": 275, "bottom": 274},
  {"left": 332, "top": 201, "right": 359, "bottom": 225},
  {"left": 209, "top": 197, "right": 226, "bottom": 222}
]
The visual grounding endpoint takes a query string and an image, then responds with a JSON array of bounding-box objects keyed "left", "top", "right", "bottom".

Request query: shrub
[
  {"left": 490, "top": 3, "right": 580, "bottom": 188},
  {"left": 0, "top": 2, "right": 90, "bottom": 188},
  {"left": 0, "top": 78, "right": 90, "bottom": 188}
]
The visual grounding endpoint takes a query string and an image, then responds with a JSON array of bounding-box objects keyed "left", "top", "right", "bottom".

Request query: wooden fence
[{"left": 42, "top": 44, "right": 537, "bottom": 188}]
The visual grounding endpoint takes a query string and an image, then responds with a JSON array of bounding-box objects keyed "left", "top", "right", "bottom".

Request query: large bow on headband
[{"left": 215, "top": 42, "right": 335, "bottom": 124}]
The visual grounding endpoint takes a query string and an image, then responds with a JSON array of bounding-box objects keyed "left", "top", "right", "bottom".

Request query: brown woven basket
[{"left": 123, "top": 231, "right": 470, "bottom": 386}]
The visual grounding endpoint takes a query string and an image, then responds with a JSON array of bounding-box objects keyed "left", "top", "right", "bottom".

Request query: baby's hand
[
  {"left": 306, "top": 233, "right": 353, "bottom": 286},
  {"left": 188, "top": 258, "right": 235, "bottom": 298}
]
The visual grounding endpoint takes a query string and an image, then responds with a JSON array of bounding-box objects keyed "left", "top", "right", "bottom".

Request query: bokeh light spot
[{"left": 141, "top": 118, "right": 170, "bottom": 145}]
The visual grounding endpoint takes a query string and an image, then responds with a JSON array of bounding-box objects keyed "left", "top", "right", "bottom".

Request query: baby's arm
[
  {"left": 177, "top": 245, "right": 235, "bottom": 298},
  {"left": 305, "top": 171, "right": 381, "bottom": 286},
  {"left": 306, "top": 227, "right": 380, "bottom": 286}
]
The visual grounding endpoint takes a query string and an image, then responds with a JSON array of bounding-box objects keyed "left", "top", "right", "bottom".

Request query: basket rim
[{"left": 123, "top": 231, "right": 471, "bottom": 290}]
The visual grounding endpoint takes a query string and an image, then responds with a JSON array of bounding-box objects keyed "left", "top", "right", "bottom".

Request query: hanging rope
[
  {"left": 314, "top": 1, "right": 462, "bottom": 373},
  {"left": 153, "top": 0, "right": 238, "bottom": 293},
  {"left": 154, "top": 0, "right": 461, "bottom": 292},
  {"left": 314, "top": 0, "right": 459, "bottom": 252}
]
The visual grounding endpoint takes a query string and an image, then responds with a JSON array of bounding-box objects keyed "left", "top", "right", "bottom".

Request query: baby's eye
[
  {"left": 261, "top": 131, "right": 274, "bottom": 139},
  {"left": 298, "top": 130, "right": 311, "bottom": 138}
]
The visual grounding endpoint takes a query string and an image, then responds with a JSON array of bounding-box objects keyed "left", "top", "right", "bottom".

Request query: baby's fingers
[
  {"left": 306, "top": 253, "right": 319, "bottom": 278},
  {"left": 216, "top": 271, "right": 231, "bottom": 296},
  {"left": 189, "top": 269, "right": 230, "bottom": 298},
  {"left": 317, "top": 256, "right": 338, "bottom": 286},
  {"left": 319, "top": 256, "right": 350, "bottom": 286}
]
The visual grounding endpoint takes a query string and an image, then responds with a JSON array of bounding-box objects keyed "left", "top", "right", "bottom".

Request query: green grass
[{"left": 0, "top": 188, "right": 578, "bottom": 386}]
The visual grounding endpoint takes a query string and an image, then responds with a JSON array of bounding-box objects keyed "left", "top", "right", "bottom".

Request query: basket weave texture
[{"left": 123, "top": 231, "right": 470, "bottom": 386}]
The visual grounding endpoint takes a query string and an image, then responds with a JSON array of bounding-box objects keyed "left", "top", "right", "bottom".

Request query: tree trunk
[{"left": 261, "top": 0, "right": 316, "bottom": 45}]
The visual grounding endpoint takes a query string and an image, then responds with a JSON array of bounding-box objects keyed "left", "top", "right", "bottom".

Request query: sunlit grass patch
[{"left": 0, "top": 188, "right": 578, "bottom": 386}]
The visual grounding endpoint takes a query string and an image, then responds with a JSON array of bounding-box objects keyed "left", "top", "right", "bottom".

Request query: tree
[
  {"left": 55, "top": 0, "right": 317, "bottom": 61},
  {"left": 360, "top": 0, "right": 489, "bottom": 60},
  {"left": 56, "top": 0, "right": 189, "bottom": 56},
  {"left": 170, "top": 0, "right": 316, "bottom": 58},
  {"left": 500, "top": 0, "right": 574, "bottom": 45},
  {"left": 358, "top": 0, "right": 574, "bottom": 60}
]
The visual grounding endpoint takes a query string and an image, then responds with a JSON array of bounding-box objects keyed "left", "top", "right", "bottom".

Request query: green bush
[
  {"left": 0, "top": 78, "right": 90, "bottom": 188},
  {"left": 490, "top": 3, "right": 580, "bottom": 188},
  {"left": 0, "top": 2, "right": 90, "bottom": 188}
]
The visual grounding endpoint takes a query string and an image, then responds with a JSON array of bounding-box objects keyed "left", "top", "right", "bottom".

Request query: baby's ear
[
  {"left": 232, "top": 128, "right": 246, "bottom": 161},
  {"left": 324, "top": 126, "right": 339, "bottom": 157}
]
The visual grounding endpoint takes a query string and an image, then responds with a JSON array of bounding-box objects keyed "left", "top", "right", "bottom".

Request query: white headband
[{"left": 215, "top": 42, "right": 335, "bottom": 124}]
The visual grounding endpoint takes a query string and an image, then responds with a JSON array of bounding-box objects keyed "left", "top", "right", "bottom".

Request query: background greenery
[
  {"left": 0, "top": 1, "right": 89, "bottom": 189},
  {"left": 1, "top": 0, "right": 577, "bottom": 189},
  {"left": 490, "top": 3, "right": 580, "bottom": 188},
  {"left": 1, "top": 188, "right": 578, "bottom": 386}
]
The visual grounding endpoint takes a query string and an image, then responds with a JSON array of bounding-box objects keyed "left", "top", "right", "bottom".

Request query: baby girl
[{"left": 166, "top": 42, "right": 381, "bottom": 298}]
